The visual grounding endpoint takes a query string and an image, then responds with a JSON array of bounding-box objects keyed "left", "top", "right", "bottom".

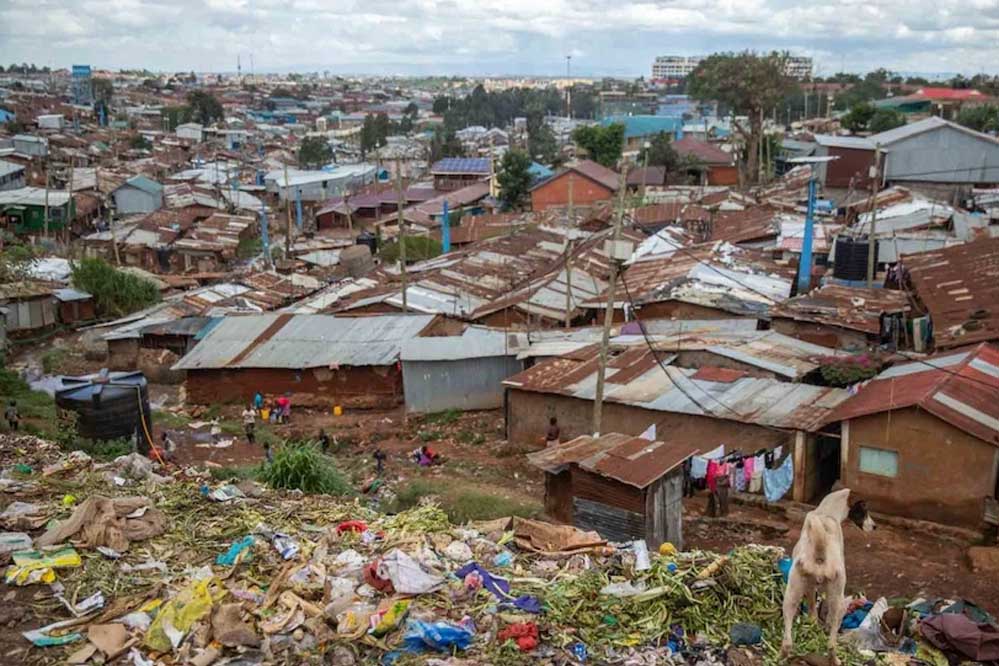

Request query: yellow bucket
[
  {"left": 333, "top": 405, "right": 343, "bottom": 416},
  {"left": 260, "top": 408, "right": 271, "bottom": 421}
]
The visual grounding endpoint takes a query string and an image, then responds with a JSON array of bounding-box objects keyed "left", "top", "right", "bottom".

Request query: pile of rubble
[{"left": 0, "top": 435, "right": 995, "bottom": 666}]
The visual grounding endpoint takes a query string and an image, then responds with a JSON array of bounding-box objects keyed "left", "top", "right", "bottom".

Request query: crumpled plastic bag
[
  {"left": 144, "top": 578, "right": 221, "bottom": 652},
  {"left": 377, "top": 549, "right": 444, "bottom": 595},
  {"left": 0, "top": 501, "right": 48, "bottom": 529},
  {"left": 113, "top": 453, "right": 171, "bottom": 484},
  {"left": 35, "top": 496, "right": 166, "bottom": 553},
  {"left": 5, "top": 546, "right": 81, "bottom": 586},
  {"left": 403, "top": 619, "right": 473, "bottom": 653},
  {"left": 369, "top": 599, "right": 410, "bottom": 637}
]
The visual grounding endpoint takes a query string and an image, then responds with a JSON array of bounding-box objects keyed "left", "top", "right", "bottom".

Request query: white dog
[{"left": 781, "top": 488, "right": 875, "bottom": 661}]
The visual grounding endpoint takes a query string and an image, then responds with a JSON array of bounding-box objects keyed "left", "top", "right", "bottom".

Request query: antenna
[
  {"left": 565, "top": 55, "right": 573, "bottom": 119},
  {"left": 237, "top": 54, "right": 242, "bottom": 81}
]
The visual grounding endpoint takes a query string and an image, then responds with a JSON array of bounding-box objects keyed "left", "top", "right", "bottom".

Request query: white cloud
[{"left": 0, "top": 0, "right": 997, "bottom": 75}]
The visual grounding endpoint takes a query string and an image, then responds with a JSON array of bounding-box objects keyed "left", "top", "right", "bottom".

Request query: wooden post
[
  {"left": 43, "top": 159, "right": 50, "bottom": 238},
  {"left": 866, "top": 144, "right": 882, "bottom": 287},
  {"left": 283, "top": 161, "right": 292, "bottom": 259},
  {"left": 395, "top": 160, "right": 408, "bottom": 313},
  {"left": 592, "top": 166, "right": 629, "bottom": 437}
]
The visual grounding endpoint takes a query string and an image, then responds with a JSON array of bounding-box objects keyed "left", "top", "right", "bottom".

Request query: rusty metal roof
[
  {"left": 527, "top": 433, "right": 699, "bottom": 488},
  {"left": 903, "top": 238, "right": 999, "bottom": 349},
  {"left": 504, "top": 344, "right": 849, "bottom": 431},
  {"left": 770, "top": 284, "right": 912, "bottom": 335},
  {"left": 824, "top": 343, "right": 999, "bottom": 446}
]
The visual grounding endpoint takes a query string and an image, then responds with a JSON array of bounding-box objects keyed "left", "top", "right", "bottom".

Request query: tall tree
[
  {"left": 526, "top": 112, "right": 557, "bottom": 164},
  {"left": 687, "top": 51, "right": 794, "bottom": 184},
  {"left": 957, "top": 105, "right": 999, "bottom": 133},
  {"left": 497, "top": 149, "right": 533, "bottom": 210},
  {"left": 868, "top": 108, "right": 906, "bottom": 133},
  {"left": 841, "top": 103, "right": 877, "bottom": 133},
  {"left": 185, "top": 90, "right": 223, "bottom": 125},
  {"left": 571, "top": 123, "right": 624, "bottom": 168},
  {"left": 299, "top": 136, "right": 332, "bottom": 169}
]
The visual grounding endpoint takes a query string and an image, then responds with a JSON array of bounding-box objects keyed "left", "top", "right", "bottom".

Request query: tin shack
[
  {"left": 172, "top": 313, "right": 437, "bottom": 407},
  {"left": 527, "top": 433, "right": 698, "bottom": 550}
]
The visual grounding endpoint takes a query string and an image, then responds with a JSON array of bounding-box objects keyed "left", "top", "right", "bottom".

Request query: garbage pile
[{"left": 0, "top": 439, "right": 996, "bottom": 666}]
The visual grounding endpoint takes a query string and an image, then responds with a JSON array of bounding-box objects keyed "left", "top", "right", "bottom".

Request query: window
[{"left": 858, "top": 447, "right": 898, "bottom": 478}]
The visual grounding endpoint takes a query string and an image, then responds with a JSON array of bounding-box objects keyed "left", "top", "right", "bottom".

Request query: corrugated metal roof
[
  {"left": 824, "top": 343, "right": 999, "bottom": 446},
  {"left": 504, "top": 344, "right": 848, "bottom": 431},
  {"left": 430, "top": 157, "right": 491, "bottom": 175},
  {"left": 173, "top": 313, "right": 436, "bottom": 370},
  {"left": 770, "top": 284, "right": 911, "bottom": 335},
  {"left": 401, "top": 326, "right": 527, "bottom": 361},
  {"left": 527, "top": 433, "right": 699, "bottom": 488},
  {"left": 903, "top": 237, "right": 999, "bottom": 349},
  {"left": 813, "top": 135, "right": 875, "bottom": 150}
]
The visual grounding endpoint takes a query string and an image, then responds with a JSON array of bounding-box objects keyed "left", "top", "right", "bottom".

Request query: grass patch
[
  {"left": 63, "top": 437, "right": 133, "bottom": 462},
  {"left": 40, "top": 348, "right": 68, "bottom": 374},
  {"left": 153, "top": 410, "right": 192, "bottom": 429},
  {"left": 388, "top": 478, "right": 540, "bottom": 524},
  {"left": 417, "top": 429, "right": 443, "bottom": 442},
  {"left": 0, "top": 368, "right": 58, "bottom": 438},
  {"left": 424, "top": 409, "right": 461, "bottom": 426},
  {"left": 457, "top": 430, "right": 486, "bottom": 446},
  {"left": 258, "top": 442, "right": 353, "bottom": 496}
]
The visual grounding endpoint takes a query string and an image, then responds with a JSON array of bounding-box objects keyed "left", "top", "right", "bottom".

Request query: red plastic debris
[
  {"left": 363, "top": 560, "right": 394, "bottom": 593},
  {"left": 498, "top": 622, "right": 539, "bottom": 651},
  {"left": 336, "top": 520, "right": 368, "bottom": 534}
]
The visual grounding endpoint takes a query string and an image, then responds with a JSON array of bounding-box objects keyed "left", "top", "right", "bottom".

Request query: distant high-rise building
[
  {"left": 71, "top": 65, "right": 93, "bottom": 105},
  {"left": 652, "top": 54, "right": 813, "bottom": 81}
]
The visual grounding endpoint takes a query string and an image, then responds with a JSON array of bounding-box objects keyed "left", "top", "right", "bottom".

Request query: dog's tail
[{"left": 800, "top": 513, "right": 831, "bottom": 578}]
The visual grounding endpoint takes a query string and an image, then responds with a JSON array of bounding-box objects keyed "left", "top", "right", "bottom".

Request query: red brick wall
[
  {"left": 707, "top": 165, "right": 739, "bottom": 186},
  {"left": 184, "top": 366, "right": 403, "bottom": 408},
  {"left": 531, "top": 174, "right": 614, "bottom": 212}
]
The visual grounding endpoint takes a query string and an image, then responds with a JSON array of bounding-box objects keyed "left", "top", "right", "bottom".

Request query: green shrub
[
  {"left": 818, "top": 354, "right": 880, "bottom": 387},
  {"left": 417, "top": 429, "right": 442, "bottom": 442},
  {"left": 388, "top": 479, "right": 540, "bottom": 523},
  {"left": 70, "top": 257, "right": 160, "bottom": 317},
  {"left": 425, "top": 409, "right": 461, "bottom": 426},
  {"left": 258, "top": 442, "right": 353, "bottom": 495},
  {"left": 40, "top": 348, "right": 68, "bottom": 374},
  {"left": 457, "top": 430, "right": 486, "bottom": 445},
  {"left": 209, "top": 464, "right": 261, "bottom": 482}
]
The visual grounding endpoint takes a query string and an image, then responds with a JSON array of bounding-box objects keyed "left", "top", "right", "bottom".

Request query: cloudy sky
[{"left": 1, "top": 0, "right": 997, "bottom": 77}]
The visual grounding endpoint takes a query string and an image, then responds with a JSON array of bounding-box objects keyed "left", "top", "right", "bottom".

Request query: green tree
[
  {"left": 0, "top": 244, "right": 37, "bottom": 283},
  {"left": 185, "top": 90, "right": 223, "bottom": 125},
  {"left": 687, "top": 51, "right": 795, "bottom": 184},
  {"left": 497, "top": 149, "right": 532, "bottom": 210},
  {"left": 298, "top": 136, "right": 332, "bottom": 169},
  {"left": 129, "top": 134, "right": 152, "bottom": 151},
  {"left": 429, "top": 126, "right": 464, "bottom": 161},
  {"left": 70, "top": 258, "right": 160, "bottom": 317},
  {"left": 162, "top": 106, "right": 186, "bottom": 131},
  {"left": 571, "top": 123, "right": 624, "bottom": 168},
  {"left": 957, "top": 104, "right": 999, "bottom": 133},
  {"left": 92, "top": 78, "right": 113, "bottom": 104},
  {"left": 841, "top": 103, "right": 877, "bottom": 132},
  {"left": 868, "top": 108, "right": 906, "bottom": 133}
]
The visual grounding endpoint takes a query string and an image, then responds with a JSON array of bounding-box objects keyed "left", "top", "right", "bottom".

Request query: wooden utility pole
[
  {"left": 866, "top": 143, "right": 882, "bottom": 287},
  {"left": 283, "top": 161, "right": 292, "bottom": 258},
  {"left": 344, "top": 190, "right": 353, "bottom": 235},
  {"left": 43, "top": 159, "right": 50, "bottom": 238},
  {"left": 592, "top": 166, "right": 629, "bottom": 437},
  {"left": 564, "top": 174, "right": 575, "bottom": 329},
  {"left": 67, "top": 162, "right": 74, "bottom": 244},
  {"left": 395, "top": 160, "right": 408, "bottom": 313}
]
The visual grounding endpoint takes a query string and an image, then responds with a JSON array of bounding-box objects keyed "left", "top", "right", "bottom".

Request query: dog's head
[{"left": 848, "top": 499, "right": 876, "bottom": 532}]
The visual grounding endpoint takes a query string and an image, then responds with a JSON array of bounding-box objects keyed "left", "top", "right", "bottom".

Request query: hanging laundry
[
  {"left": 691, "top": 445, "right": 725, "bottom": 480},
  {"left": 706, "top": 460, "right": 720, "bottom": 493},
  {"left": 742, "top": 457, "right": 755, "bottom": 485},
  {"left": 764, "top": 454, "right": 793, "bottom": 503}
]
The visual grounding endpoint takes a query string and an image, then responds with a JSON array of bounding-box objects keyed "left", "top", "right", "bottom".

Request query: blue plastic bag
[
  {"left": 403, "top": 620, "right": 473, "bottom": 653},
  {"left": 778, "top": 557, "right": 793, "bottom": 584},
  {"left": 216, "top": 536, "right": 255, "bottom": 566}
]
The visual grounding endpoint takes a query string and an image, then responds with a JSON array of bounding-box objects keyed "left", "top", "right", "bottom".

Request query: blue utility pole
[
  {"left": 796, "top": 169, "right": 817, "bottom": 295},
  {"left": 295, "top": 188, "right": 303, "bottom": 230},
  {"left": 259, "top": 204, "right": 271, "bottom": 267},
  {"left": 441, "top": 200, "right": 451, "bottom": 253}
]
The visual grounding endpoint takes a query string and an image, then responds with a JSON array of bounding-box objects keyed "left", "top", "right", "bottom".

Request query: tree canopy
[
  {"left": 957, "top": 105, "right": 999, "bottom": 133},
  {"left": 299, "top": 136, "right": 333, "bottom": 169},
  {"left": 687, "top": 51, "right": 795, "bottom": 184},
  {"left": 71, "top": 258, "right": 160, "bottom": 318},
  {"left": 868, "top": 108, "right": 906, "bottom": 133},
  {"left": 360, "top": 113, "right": 391, "bottom": 157},
  {"left": 497, "top": 149, "right": 533, "bottom": 211},
  {"left": 572, "top": 123, "right": 624, "bottom": 168},
  {"left": 185, "top": 91, "right": 224, "bottom": 125}
]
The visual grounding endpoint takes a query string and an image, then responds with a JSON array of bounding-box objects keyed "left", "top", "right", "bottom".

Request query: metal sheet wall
[{"left": 402, "top": 356, "right": 523, "bottom": 414}]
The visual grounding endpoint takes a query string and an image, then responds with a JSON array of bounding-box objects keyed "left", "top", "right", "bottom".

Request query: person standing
[
  {"left": 241, "top": 405, "right": 256, "bottom": 446},
  {"left": 253, "top": 391, "right": 264, "bottom": 414},
  {"left": 275, "top": 394, "right": 291, "bottom": 424},
  {"left": 545, "top": 417, "right": 560, "bottom": 447},
  {"left": 5, "top": 401, "right": 19, "bottom": 432},
  {"left": 318, "top": 429, "right": 330, "bottom": 453}
]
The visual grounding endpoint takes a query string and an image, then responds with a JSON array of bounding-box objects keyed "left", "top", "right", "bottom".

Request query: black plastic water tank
[
  {"left": 356, "top": 231, "right": 377, "bottom": 255},
  {"left": 833, "top": 237, "right": 877, "bottom": 281},
  {"left": 55, "top": 370, "right": 153, "bottom": 454}
]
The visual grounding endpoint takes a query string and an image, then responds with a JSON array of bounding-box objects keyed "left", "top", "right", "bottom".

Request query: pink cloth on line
[{"left": 743, "top": 457, "right": 755, "bottom": 483}]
